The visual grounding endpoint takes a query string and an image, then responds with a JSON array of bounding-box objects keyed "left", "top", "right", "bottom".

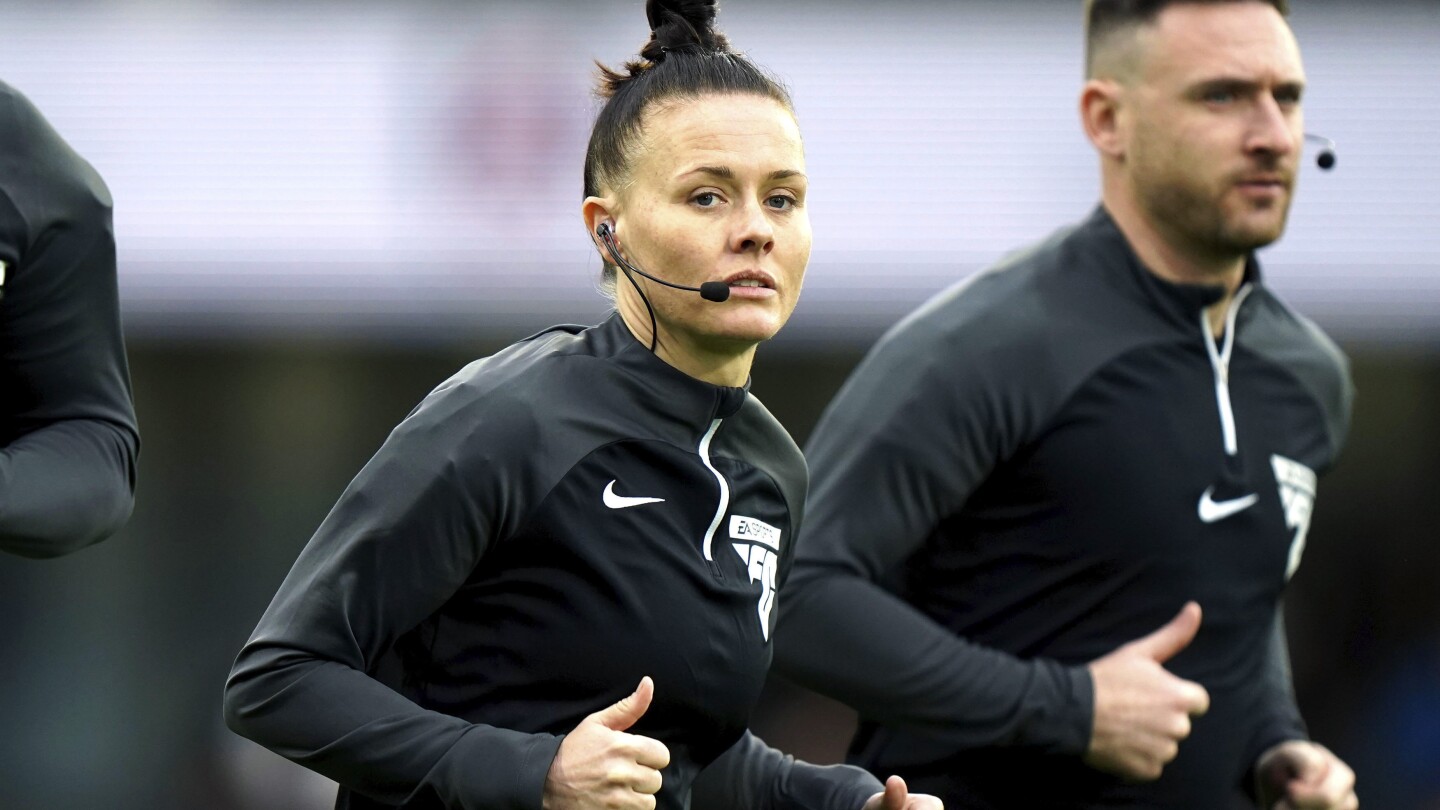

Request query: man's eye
[
  {"left": 694, "top": 192, "right": 719, "bottom": 207},
  {"left": 766, "top": 195, "right": 795, "bottom": 210}
]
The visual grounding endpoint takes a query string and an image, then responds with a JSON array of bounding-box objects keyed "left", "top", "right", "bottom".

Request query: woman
[{"left": 224, "top": 3, "right": 940, "bottom": 809}]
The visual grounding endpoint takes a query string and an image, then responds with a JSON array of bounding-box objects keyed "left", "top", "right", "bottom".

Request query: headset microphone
[
  {"left": 1303, "top": 133, "right": 1337, "bottom": 170},
  {"left": 596, "top": 222, "right": 730, "bottom": 302}
]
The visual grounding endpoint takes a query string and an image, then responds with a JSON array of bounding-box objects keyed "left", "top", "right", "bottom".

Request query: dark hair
[
  {"left": 583, "top": 0, "right": 793, "bottom": 206},
  {"left": 1085, "top": 0, "right": 1290, "bottom": 77}
]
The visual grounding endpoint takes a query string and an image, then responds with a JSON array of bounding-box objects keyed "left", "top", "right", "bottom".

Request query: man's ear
[{"left": 1080, "top": 79, "right": 1127, "bottom": 160}]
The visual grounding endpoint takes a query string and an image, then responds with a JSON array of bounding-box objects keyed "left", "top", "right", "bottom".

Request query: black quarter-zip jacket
[
  {"left": 774, "top": 207, "right": 1352, "bottom": 809},
  {"left": 0, "top": 80, "right": 138, "bottom": 557},
  {"left": 225, "top": 313, "right": 882, "bottom": 810}
]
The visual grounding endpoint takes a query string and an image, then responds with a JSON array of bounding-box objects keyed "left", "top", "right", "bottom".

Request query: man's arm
[
  {"left": 777, "top": 571, "right": 1095, "bottom": 755},
  {"left": 773, "top": 295, "right": 1209, "bottom": 775},
  {"left": 1245, "top": 606, "right": 1358, "bottom": 809},
  {"left": 772, "top": 309, "right": 1096, "bottom": 757},
  {"left": 0, "top": 417, "right": 137, "bottom": 557},
  {"left": 0, "top": 85, "right": 139, "bottom": 558},
  {"left": 1245, "top": 605, "right": 1309, "bottom": 773}
]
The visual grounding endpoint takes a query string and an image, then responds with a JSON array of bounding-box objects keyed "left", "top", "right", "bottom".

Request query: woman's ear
[{"left": 582, "top": 197, "right": 617, "bottom": 254}]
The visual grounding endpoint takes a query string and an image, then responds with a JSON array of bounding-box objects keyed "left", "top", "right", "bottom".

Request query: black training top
[
  {"left": 775, "top": 207, "right": 1352, "bottom": 809},
  {"left": 225, "top": 314, "right": 883, "bottom": 810},
  {"left": 0, "top": 80, "right": 138, "bottom": 558}
]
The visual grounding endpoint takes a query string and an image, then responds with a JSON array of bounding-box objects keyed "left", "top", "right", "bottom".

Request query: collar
[
  {"left": 1081, "top": 205, "right": 1265, "bottom": 328},
  {"left": 590, "top": 312, "right": 751, "bottom": 421}
]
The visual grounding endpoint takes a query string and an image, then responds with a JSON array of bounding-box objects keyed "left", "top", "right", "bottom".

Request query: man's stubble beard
[{"left": 1135, "top": 165, "right": 1293, "bottom": 260}]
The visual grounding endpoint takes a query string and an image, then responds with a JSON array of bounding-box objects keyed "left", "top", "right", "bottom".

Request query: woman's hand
[
  {"left": 863, "top": 775, "right": 944, "bottom": 810},
  {"left": 543, "top": 677, "right": 672, "bottom": 810}
]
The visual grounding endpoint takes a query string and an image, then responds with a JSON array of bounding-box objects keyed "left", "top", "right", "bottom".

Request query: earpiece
[{"left": 595, "top": 221, "right": 729, "bottom": 303}]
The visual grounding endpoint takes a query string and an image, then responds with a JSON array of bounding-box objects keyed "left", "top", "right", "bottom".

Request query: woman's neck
[{"left": 616, "top": 301, "right": 755, "bottom": 388}]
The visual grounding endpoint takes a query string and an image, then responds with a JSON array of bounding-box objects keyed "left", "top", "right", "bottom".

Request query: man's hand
[
  {"left": 1255, "top": 740, "right": 1358, "bottom": 809},
  {"left": 1083, "top": 601, "right": 1212, "bottom": 780},
  {"left": 543, "top": 677, "right": 672, "bottom": 810},
  {"left": 862, "top": 775, "right": 943, "bottom": 810}
]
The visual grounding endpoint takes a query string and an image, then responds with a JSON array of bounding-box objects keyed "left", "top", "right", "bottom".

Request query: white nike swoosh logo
[
  {"left": 603, "top": 480, "right": 665, "bottom": 510},
  {"left": 1197, "top": 487, "right": 1259, "bottom": 523}
]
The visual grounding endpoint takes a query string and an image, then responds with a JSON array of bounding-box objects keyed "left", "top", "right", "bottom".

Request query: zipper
[
  {"left": 1201, "top": 283, "right": 1255, "bottom": 456},
  {"left": 697, "top": 418, "right": 728, "bottom": 576}
]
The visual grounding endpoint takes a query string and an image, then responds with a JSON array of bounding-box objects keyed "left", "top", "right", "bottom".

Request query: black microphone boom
[
  {"left": 596, "top": 223, "right": 730, "bottom": 302},
  {"left": 1304, "top": 133, "right": 1337, "bottom": 170}
]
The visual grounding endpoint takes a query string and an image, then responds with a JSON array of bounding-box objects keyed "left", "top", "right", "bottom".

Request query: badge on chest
[
  {"left": 1272, "top": 454, "right": 1316, "bottom": 580},
  {"left": 729, "top": 515, "right": 782, "bottom": 640}
]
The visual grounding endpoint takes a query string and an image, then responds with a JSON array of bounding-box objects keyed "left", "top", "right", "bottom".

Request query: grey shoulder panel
[
  {"left": 1240, "top": 291, "right": 1354, "bottom": 468},
  {"left": 0, "top": 82, "right": 112, "bottom": 226},
  {"left": 800, "top": 221, "right": 1168, "bottom": 578}
]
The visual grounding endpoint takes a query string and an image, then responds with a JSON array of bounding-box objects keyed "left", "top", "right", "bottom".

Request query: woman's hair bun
[
  {"left": 640, "top": 0, "right": 731, "bottom": 63},
  {"left": 585, "top": 0, "right": 791, "bottom": 231}
]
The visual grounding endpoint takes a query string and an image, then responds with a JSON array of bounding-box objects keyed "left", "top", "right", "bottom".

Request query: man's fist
[{"left": 1255, "top": 740, "right": 1358, "bottom": 809}]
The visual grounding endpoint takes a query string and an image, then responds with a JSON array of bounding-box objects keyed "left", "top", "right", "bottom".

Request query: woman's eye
[
  {"left": 693, "top": 192, "right": 719, "bottom": 207},
  {"left": 766, "top": 195, "right": 795, "bottom": 210}
]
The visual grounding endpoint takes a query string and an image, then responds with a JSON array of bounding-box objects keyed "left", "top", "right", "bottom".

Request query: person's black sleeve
[
  {"left": 691, "top": 731, "right": 883, "bottom": 810},
  {"left": 777, "top": 578, "right": 1093, "bottom": 756},
  {"left": 223, "top": 382, "right": 562, "bottom": 810},
  {"left": 773, "top": 306, "right": 1093, "bottom": 757},
  {"left": 0, "top": 84, "right": 138, "bottom": 558},
  {"left": 1241, "top": 604, "right": 1308, "bottom": 801}
]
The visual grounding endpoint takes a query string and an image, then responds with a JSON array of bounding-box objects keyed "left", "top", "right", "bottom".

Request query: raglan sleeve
[
  {"left": 1241, "top": 314, "right": 1350, "bottom": 797},
  {"left": 222, "top": 381, "right": 562, "bottom": 810},
  {"left": 1241, "top": 604, "right": 1308, "bottom": 798},
  {"left": 691, "top": 731, "right": 884, "bottom": 810},
  {"left": 772, "top": 308, "right": 1094, "bottom": 757},
  {"left": 0, "top": 89, "right": 139, "bottom": 558}
]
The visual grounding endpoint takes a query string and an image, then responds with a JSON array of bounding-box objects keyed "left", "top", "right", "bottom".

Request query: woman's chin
[{"left": 705, "top": 312, "right": 788, "bottom": 348}]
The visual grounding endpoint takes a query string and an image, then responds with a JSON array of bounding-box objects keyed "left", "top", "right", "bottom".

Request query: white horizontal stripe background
[{"left": 2, "top": 0, "right": 1435, "bottom": 347}]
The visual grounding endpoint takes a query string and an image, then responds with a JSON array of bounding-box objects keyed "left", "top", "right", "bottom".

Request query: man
[
  {"left": 0, "top": 80, "right": 138, "bottom": 557},
  {"left": 774, "top": 2, "right": 1358, "bottom": 808}
]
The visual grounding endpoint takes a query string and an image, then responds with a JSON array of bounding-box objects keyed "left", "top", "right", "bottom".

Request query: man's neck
[{"left": 1102, "top": 193, "right": 1247, "bottom": 338}]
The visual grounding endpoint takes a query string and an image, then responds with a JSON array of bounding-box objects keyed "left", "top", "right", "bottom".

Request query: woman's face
[{"left": 596, "top": 93, "right": 810, "bottom": 369}]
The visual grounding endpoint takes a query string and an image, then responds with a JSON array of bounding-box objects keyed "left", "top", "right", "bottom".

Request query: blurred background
[{"left": 1, "top": 0, "right": 1436, "bottom": 807}]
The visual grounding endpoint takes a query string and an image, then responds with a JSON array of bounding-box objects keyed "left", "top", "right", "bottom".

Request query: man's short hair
[{"left": 1085, "top": 0, "right": 1290, "bottom": 77}]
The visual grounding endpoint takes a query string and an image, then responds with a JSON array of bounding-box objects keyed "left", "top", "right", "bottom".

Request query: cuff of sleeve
[
  {"left": 1031, "top": 661, "right": 1094, "bottom": 757},
  {"left": 438, "top": 727, "right": 564, "bottom": 810},
  {"left": 783, "top": 761, "right": 884, "bottom": 810}
]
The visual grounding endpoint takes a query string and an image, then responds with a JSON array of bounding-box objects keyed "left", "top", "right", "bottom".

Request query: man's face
[{"left": 1120, "top": 2, "right": 1306, "bottom": 258}]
